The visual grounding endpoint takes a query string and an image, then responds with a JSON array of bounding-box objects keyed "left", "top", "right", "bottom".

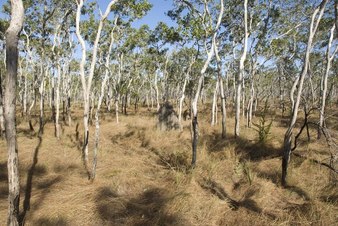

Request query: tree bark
[
  {"left": 4, "top": 0, "right": 24, "bottom": 225},
  {"left": 0, "top": 68, "right": 5, "bottom": 137}
]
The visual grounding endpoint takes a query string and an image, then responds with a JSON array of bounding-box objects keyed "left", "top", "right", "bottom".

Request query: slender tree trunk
[
  {"left": 0, "top": 68, "right": 5, "bottom": 137},
  {"left": 282, "top": 0, "right": 327, "bottom": 187},
  {"left": 38, "top": 67, "right": 45, "bottom": 136},
  {"left": 51, "top": 78, "right": 56, "bottom": 134},
  {"left": 214, "top": 43, "right": 227, "bottom": 138},
  {"left": 55, "top": 64, "right": 61, "bottom": 139},
  {"left": 154, "top": 73, "right": 160, "bottom": 110},
  {"left": 211, "top": 80, "right": 219, "bottom": 126},
  {"left": 235, "top": 0, "right": 248, "bottom": 138},
  {"left": 115, "top": 94, "right": 119, "bottom": 123},
  {"left": 178, "top": 58, "right": 194, "bottom": 129},
  {"left": 4, "top": 0, "right": 24, "bottom": 225},
  {"left": 247, "top": 74, "right": 255, "bottom": 128},
  {"left": 318, "top": 24, "right": 337, "bottom": 139},
  {"left": 91, "top": 21, "right": 116, "bottom": 180}
]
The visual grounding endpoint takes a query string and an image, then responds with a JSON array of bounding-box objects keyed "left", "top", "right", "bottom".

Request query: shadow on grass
[
  {"left": 254, "top": 168, "right": 281, "bottom": 185},
  {"left": 19, "top": 136, "right": 62, "bottom": 224},
  {"left": 284, "top": 185, "right": 310, "bottom": 201},
  {"left": 19, "top": 136, "right": 43, "bottom": 224},
  {"left": 96, "top": 186, "right": 186, "bottom": 226},
  {"left": 202, "top": 132, "right": 281, "bottom": 161},
  {"left": 33, "top": 216, "right": 68, "bottom": 226},
  {"left": 0, "top": 162, "right": 8, "bottom": 199},
  {"left": 199, "top": 179, "right": 277, "bottom": 219}
]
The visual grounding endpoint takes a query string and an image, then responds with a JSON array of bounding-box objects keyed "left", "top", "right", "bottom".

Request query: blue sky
[
  {"left": 0, "top": 0, "right": 176, "bottom": 29},
  {"left": 131, "top": 0, "right": 176, "bottom": 29}
]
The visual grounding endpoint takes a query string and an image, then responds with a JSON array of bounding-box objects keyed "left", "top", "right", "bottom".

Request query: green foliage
[
  {"left": 234, "top": 160, "right": 254, "bottom": 185},
  {"left": 0, "top": 19, "right": 8, "bottom": 39},
  {"left": 252, "top": 105, "right": 273, "bottom": 143}
]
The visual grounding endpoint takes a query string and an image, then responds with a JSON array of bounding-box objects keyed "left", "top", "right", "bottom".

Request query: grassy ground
[{"left": 0, "top": 105, "right": 337, "bottom": 225}]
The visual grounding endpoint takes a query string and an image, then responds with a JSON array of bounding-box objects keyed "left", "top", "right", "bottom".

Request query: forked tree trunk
[
  {"left": 282, "top": 0, "right": 327, "bottom": 187},
  {"left": 190, "top": 0, "right": 224, "bottom": 167},
  {"left": 4, "top": 0, "right": 24, "bottom": 225},
  {"left": 75, "top": 0, "right": 118, "bottom": 177}
]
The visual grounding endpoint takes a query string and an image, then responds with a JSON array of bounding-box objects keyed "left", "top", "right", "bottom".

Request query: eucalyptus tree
[
  {"left": 75, "top": 0, "right": 120, "bottom": 178},
  {"left": 170, "top": 0, "right": 224, "bottom": 166},
  {"left": 4, "top": 0, "right": 24, "bottom": 224},
  {"left": 50, "top": 7, "right": 73, "bottom": 138},
  {"left": 234, "top": 0, "right": 248, "bottom": 138},
  {"left": 282, "top": 0, "right": 328, "bottom": 187},
  {"left": 75, "top": 0, "right": 151, "bottom": 179},
  {"left": 171, "top": 48, "right": 196, "bottom": 127}
]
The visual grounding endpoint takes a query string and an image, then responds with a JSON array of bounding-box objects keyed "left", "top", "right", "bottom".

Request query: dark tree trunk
[
  {"left": 4, "top": 1, "right": 24, "bottom": 225},
  {"left": 191, "top": 116, "right": 198, "bottom": 167},
  {"left": 51, "top": 86, "right": 56, "bottom": 136}
]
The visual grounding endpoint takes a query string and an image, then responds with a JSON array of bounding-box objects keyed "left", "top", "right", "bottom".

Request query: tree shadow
[
  {"left": 19, "top": 136, "right": 43, "bottom": 224},
  {"left": 284, "top": 185, "right": 310, "bottom": 201},
  {"left": 254, "top": 168, "right": 281, "bottom": 185},
  {"left": 33, "top": 216, "right": 68, "bottom": 226},
  {"left": 0, "top": 162, "right": 8, "bottom": 199},
  {"left": 199, "top": 179, "right": 276, "bottom": 219},
  {"left": 319, "top": 183, "right": 338, "bottom": 204},
  {"left": 96, "top": 186, "right": 186, "bottom": 226},
  {"left": 202, "top": 132, "right": 281, "bottom": 161}
]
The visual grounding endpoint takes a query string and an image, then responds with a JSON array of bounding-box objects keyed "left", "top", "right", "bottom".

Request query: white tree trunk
[
  {"left": 235, "top": 0, "right": 248, "bottom": 138},
  {"left": 190, "top": 0, "right": 224, "bottom": 166},
  {"left": 178, "top": 57, "right": 194, "bottom": 128},
  {"left": 75, "top": 0, "right": 118, "bottom": 177},
  {"left": 92, "top": 18, "right": 118, "bottom": 180},
  {"left": 318, "top": 24, "right": 337, "bottom": 139},
  {"left": 211, "top": 79, "right": 219, "bottom": 126}
]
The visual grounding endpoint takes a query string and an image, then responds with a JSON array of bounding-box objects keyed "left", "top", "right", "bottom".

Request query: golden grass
[{"left": 0, "top": 105, "right": 337, "bottom": 225}]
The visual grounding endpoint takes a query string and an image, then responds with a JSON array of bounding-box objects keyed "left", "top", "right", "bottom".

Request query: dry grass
[{"left": 0, "top": 105, "right": 337, "bottom": 225}]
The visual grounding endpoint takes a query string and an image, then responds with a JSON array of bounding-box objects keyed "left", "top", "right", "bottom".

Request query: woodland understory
[{"left": 0, "top": 0, "right": 337, "bottom": 225}]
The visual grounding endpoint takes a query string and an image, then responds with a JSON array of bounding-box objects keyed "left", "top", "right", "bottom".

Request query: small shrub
[
  {"left": 252, "top": 104, "right": 273, "bottom": 143},
  {"left": 234, "top": 160, "right": 255, "bottom": 185}
]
